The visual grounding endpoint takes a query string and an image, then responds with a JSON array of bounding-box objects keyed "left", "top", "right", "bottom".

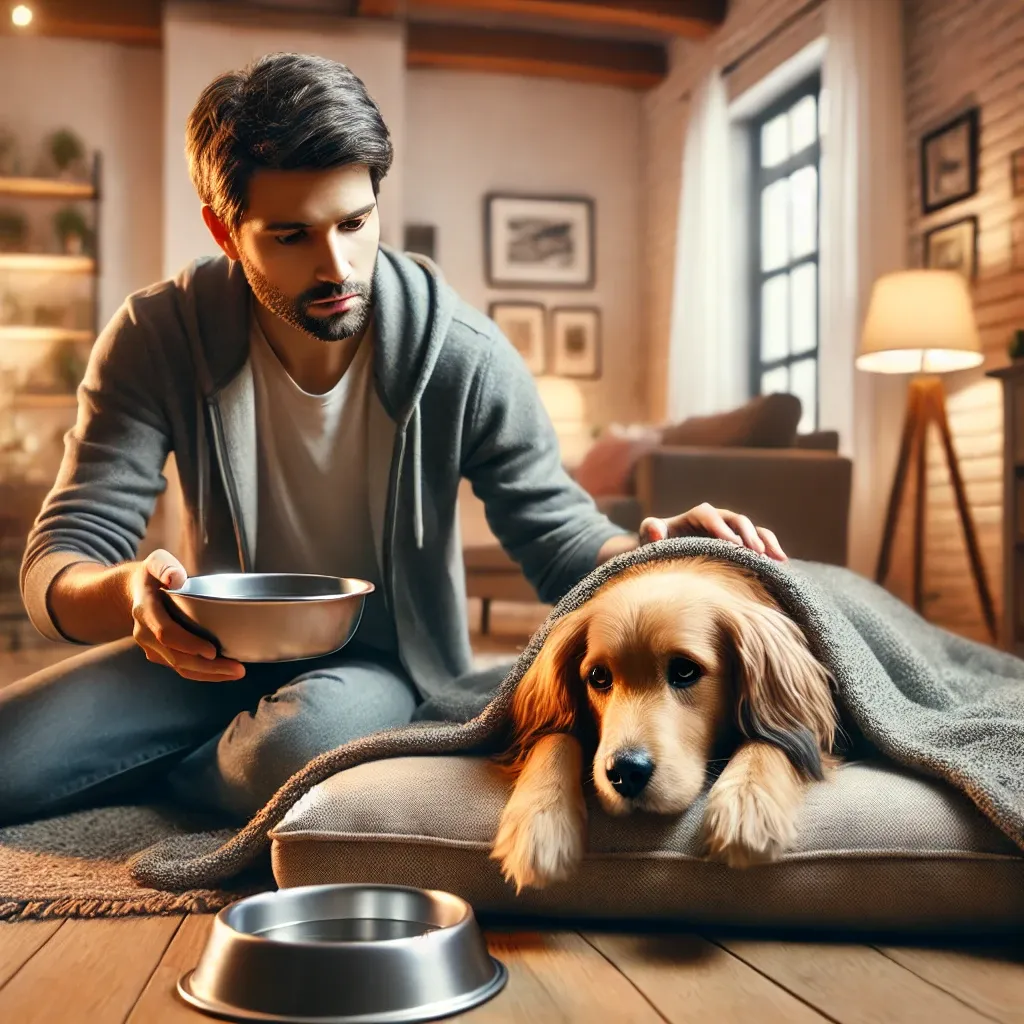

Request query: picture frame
[
  {"left": 924, "top": 215, "right": 978, "bottom": 280},
  {"left": 403, "top": 223, "right": 437, "bottom": 262},
  {"left": 920, "top": 108, "right": 979, "bottom": 214},
  {"left": 484, "top": 193, "right": 595, "bottom": 289},
  {"left": 550, "top": 306, "right": 601, "bottom": 379},
  {"left": 489, "top": 301, "right": 547, "bottom": 375},
  {"left": 1012, "top": 147, "right": 1024, "bottom": 198}
]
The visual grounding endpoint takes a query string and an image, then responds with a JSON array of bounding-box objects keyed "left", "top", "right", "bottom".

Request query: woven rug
[{"left": 0, "top": 803, "right": 269, "bottom": 921}]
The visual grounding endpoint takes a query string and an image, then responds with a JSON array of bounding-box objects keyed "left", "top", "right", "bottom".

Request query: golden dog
[{"left": 491, "top": 556, "right": 836, "bottom": 892}]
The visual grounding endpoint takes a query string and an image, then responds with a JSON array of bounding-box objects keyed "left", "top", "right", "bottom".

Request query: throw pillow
[{"left": 661, "top": 392, "right": 801, "bottom": 448}]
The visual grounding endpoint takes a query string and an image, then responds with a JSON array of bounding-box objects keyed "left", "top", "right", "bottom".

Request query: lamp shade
[{"left": 856, "top": 270, "right": 983, "bottom": 374}]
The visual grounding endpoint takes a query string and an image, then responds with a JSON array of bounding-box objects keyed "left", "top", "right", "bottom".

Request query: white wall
[
  {"left": 0, "top": 35, "right": 163, "bottom": 327},
  {"left": 404, "top": 69, "right": 646, "bottom": 437},
  {"left": 163, "top": 1, "right": 405, "bottom": 277}
]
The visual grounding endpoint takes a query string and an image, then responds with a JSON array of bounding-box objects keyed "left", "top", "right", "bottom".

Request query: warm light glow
[
  {"left": 11, "top": 4, "right": 32, "bottom": 27},
  {"left": 857, "top": 270, "right": 983, "bottom": 376}
]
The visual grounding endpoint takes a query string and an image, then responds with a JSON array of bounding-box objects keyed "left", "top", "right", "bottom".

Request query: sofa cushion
[
  {"left": 270, "top": 755, "right": 1024, "bottom": 933},
  {"left": 661, "top": 393, "right": 802, "bottom": 449},
  {"left": 573, "top": 426, "right": 662, "bottom": 497}
]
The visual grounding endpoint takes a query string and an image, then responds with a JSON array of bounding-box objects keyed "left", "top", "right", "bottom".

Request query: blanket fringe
[{"left": 0, "top": 889, "right": 244, "bottom": 923}]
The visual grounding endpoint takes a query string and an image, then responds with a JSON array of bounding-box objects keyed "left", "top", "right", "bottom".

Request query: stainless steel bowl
[
  {"left": 162, "top": 573, "right": 374, "bottom": 663},
  {"left": 178, "top": 883, "right": 507, "bottom": 1023}
]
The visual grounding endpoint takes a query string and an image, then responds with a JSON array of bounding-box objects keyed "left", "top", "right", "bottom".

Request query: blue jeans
[{"left": 0, "top": 637, "right": 418, "bottom": 825}]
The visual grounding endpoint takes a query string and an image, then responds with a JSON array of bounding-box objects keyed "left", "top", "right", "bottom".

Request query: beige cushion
[
  {"left": 270, "top": 756, "right": 1024, "bottom": 932},
  {"left": 661, "top": 393, "right": 801, "bottom": 449}
]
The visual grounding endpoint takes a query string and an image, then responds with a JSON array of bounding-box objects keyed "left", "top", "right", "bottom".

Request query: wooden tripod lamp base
[
  {"left": 859, "top": 270, "right": 994, "bottom": 642},
  {"left": 873, "top": 376, "right": 996, "bottom": 641}
]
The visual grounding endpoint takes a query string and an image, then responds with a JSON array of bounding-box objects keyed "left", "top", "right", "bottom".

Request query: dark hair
[{"left": 185, "top": 52, "right": 393, "bottom": 228}]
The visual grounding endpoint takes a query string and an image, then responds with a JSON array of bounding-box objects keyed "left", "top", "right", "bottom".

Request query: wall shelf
[
  {"left": 10, "top": 392, "right": 77, "bottom": 409},
  {"left": 0, "top": 253, "right": 95, "bottom": 274},
  {"left": 0, "top": 176, "right": 96, "bottom": 200},
  {"left": 0, "top": 326, "right": 93, "bottom": 344}
]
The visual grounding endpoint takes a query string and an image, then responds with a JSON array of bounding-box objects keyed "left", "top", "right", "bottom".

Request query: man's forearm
[
  {"left": 47, "top": 561, "right": 137, "bottom": 645},
  {"left": 596, "top": 533, "right": 640, "bottom": 566}
]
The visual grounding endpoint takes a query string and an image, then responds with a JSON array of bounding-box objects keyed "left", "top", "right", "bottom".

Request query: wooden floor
[
  {"left": 2, "top": 604, "right": 1024, "bottom": 1021},
  {"left": 1, "top": 915, "right": 1023, "bottom": 1022}
]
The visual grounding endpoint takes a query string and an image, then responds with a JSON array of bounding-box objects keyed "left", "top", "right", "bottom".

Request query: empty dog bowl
[
  {"left": 163, "top": 573, "right": 374, "bottom": 663},
  {"left": 178, "top": 883, "right": 507, "bottom": 1023}
]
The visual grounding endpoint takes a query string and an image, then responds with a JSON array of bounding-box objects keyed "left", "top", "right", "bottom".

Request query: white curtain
[
  {"left": 820, "top": 0, "right": 907, "bottom": 575},
  {"left": 666, "top": 68, "right": 746, "bottom": 422}
]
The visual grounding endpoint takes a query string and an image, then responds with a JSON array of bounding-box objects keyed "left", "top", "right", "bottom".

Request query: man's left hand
[{"left": 638, "top": 502, "right": 787, "bottom": 561}]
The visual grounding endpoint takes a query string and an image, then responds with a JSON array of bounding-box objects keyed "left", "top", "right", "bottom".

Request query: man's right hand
[{"left": 128, "top": 550, "right": 246, "bottom": 682}]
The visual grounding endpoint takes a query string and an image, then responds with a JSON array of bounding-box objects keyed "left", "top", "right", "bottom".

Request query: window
[{"left": 749, "top": 74, "right": 821, "bottom": 434}]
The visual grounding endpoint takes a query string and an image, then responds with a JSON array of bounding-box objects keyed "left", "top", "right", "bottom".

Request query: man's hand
[
  {"left": 639, "top": 503, "right": 787, "bottom": 561},
  {"left": 127, "top": 550, "right": 246, "bottom": 681}
]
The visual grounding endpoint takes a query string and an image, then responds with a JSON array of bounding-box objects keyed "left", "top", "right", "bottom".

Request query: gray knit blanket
[{"left": 129, "top": 537, "right": 1024, "bottom": 892}]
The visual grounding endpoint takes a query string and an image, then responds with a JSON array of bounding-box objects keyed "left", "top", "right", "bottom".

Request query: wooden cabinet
[{"left": 989, "top": 363, "right": 1024, "bottom": 654}]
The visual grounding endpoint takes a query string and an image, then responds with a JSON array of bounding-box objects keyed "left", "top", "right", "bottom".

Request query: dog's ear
[
  {"left": 498, "top": 605, "right": 590, "bottom": 775},
  {"left": 718, "top": 596, "right": 835, "bottom": 781}
]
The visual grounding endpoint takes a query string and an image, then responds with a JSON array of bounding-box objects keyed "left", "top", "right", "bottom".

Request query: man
[{"left": 0, "top": 53, "right": 784, "bottom": 826}]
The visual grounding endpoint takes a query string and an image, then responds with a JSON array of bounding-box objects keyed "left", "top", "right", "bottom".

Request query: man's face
[{"left": 231, "top": 163, "right": 380, "bottom": 342}]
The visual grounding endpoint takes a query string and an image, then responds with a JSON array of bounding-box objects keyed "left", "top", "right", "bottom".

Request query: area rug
[{"left": 0, "top": 804, "right": 267, "bottom": 921}]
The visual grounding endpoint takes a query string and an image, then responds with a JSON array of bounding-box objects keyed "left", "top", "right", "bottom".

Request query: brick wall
[{"left": 899, "top": 0, "right": 1024, "bottom": 642}]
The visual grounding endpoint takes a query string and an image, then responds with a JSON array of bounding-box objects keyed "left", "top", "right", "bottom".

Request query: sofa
[{"left": 464, "top": 394, "right": 853, "bottom": 633}]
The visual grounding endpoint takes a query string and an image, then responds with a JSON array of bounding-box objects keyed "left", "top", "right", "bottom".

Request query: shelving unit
[
  {"left": 0, "top": 155, "right": 101, "bottom": 649},
  {"left": 989, "top": 362, "right": 1024, "bottom": 656}
]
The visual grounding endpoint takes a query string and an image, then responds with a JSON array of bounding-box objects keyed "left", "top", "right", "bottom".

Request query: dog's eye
[
  {"left": 668, "top": 657, "right": 702, "bottom": 688},
  {"left": 587, "top": 665, "right": 613, "bottom": 690}
]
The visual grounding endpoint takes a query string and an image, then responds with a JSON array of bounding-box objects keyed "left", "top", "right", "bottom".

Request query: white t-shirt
[{"left": 249, "top": 312, "right": 396, "bottom": 654}]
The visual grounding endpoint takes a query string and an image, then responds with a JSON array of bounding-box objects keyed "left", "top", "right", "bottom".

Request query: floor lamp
[{"left": 857, "top": 270, "right": 996, "bottom": 641}]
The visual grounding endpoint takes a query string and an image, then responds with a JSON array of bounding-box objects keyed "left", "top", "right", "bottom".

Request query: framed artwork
[
  {"left": 920, "top": 108, "right": 979, "bottom": 214},
  {"left": 484, "top": 193, "right": 595, "bottom": 288},
  {"left": 403, "top": 223, "right": 437, "bottom": 261},
  {"left": 489, "top": 301, "right": 547, "bottom": 375},
  {"left": 924, "top": 216, "right": 978, "bottom": 280},
  {"left": 1012, "top": 147, "right": 1024, "bottom": 198},
  {"left": 551, "top": 306, "right": 601, "bottom": 379}
]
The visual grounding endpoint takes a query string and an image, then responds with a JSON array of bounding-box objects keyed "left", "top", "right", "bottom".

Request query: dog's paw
[
  {"left": 491, "top": 799, "right": 585, "bottom": 893},
  {"left": 702, "top": 778, "right": 799, "bottom": 868}
]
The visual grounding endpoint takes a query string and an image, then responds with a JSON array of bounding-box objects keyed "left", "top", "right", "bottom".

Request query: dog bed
[
  {"left": 270, "top": 756, "right": 1024, "bottom": 932},
  {"left": 130, "top": 537, "right": 1024, "bottom": 931}
]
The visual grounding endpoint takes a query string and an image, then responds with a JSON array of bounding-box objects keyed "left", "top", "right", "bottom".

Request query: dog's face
[
  {"left": 504, "top": 557, "right": 835, "bottom": 817},
  {"left": 580, "top": 566, "right": 733, "bottom": 814}
]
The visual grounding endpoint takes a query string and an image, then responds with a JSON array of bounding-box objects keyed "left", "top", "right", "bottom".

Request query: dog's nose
[{"left": 606, "top": 750, "right": 654, "bottom": 799}]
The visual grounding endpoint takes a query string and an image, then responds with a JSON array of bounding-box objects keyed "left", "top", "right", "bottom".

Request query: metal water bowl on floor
[{"left": 178, "top": 883, "right": 507, "bottom": 1023}]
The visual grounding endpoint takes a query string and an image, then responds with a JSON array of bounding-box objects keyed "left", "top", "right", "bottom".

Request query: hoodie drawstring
[
  {"left": 410, "top": 403, "right": 424, "bottom": 550},
  {"left": 195, "top": 392, "right": 210, "bottom": 549}
]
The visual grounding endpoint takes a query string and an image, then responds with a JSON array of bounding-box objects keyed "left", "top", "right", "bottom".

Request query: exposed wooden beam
[
  {"left": 404, "top": 0, "right": 725, "bottom": 38},
  {"left": 407, "top": 21, "right": 667, "bottom": 88},
  {"left": 357, "top": 0, "right": 402, "bottom": 15},
  {"left": 0, "top": 0, "right": 162, "bottom": 46}
]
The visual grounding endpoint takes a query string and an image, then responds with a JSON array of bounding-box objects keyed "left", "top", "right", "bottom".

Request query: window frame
[{"left": 748, "top": 72, "right": 822, "bottom": 429}]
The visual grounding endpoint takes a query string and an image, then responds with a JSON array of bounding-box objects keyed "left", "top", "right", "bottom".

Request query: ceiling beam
[
  {"left": 407, "top": 22, "right": 667, "bottom": 88},
  {"left": 0, "top": 0, "right": 162, "bottom": 45},
  {"left": 402, "top": 0, "right": 726, "bottom": 38}
]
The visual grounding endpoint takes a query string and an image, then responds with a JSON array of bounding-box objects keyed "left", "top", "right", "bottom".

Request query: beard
[{"left": 240, "top": 254, "right": 374, "bottom": 342}]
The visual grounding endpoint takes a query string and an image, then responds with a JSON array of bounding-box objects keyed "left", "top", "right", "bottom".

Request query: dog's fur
[{"left": 491, "top": 556, "right": 836, "bottom": 892}]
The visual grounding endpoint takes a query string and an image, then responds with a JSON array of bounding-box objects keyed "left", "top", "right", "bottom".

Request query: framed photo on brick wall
[
  {"left": 920, "top": 108, "right": 979, "bottom": 214},
  {"left": 924, "top": 215, "right": 978, "bottom": 280}
]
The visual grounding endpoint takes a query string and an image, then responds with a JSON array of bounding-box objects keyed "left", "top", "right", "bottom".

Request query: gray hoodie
[{"left": 20, "top": 245, "right": 627, "bottom": 697}]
